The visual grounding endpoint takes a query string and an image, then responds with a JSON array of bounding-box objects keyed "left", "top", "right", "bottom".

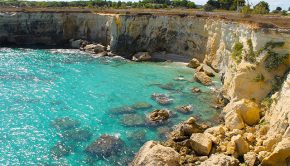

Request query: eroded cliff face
[
  {"left": 204, "top": 22, "right": 290, "bottom": 101},
  {"left": 110, "top": 15, "right": 208, "bottom": 60},
  {"left": 0, "top": 12, "right": 112, "bottom": 45}
]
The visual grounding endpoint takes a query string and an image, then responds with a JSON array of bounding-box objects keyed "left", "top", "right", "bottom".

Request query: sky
[{"left": 25, "top": 0, "right": 289, "bottom": 10}]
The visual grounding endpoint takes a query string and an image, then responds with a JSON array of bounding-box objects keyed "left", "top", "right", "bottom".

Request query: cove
[{"left": 0, "top": 48, "right": 220, "bottom": 165}]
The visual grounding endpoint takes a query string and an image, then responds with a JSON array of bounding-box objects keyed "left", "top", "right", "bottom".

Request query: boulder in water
[
  {"left": 93, "top": 44, "right": 106, "bottom": 54},
  {"left": 147, "top": 109, "right": 170, "bottom": 125},
  {"left": 176, "top": 105, "right": 193, "bottom": 114},
  {"left": 187, "top": 58, "right": 200, "bottom": 69},
  {"left": 51, "top": 117, "right": 80, "bottom": 130},
  {"left": 85, "top": 135, "right": 125, "bottom": 158},
  {"left": 83, "top": 44, "right": 106, "bottom": 54},
  {"left": 132, "top": 52, "right": 151, "bottom": 62},
  {"left": 194, "top": 72, "right": 212, "bottom": 86}
]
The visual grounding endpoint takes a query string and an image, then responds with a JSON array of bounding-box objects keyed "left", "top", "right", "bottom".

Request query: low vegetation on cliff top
[{"left": 1, "top": 0, "right": 289, "bottom": 16}]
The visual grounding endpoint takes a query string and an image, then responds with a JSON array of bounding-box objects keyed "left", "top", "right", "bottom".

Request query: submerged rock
[
  {"left": 156, "top": 126, "right": 171, "bottom": 139},
  {"left": 194, "top": 72, "right": 212, "bottom": 86},
  {"left": 51, "top": 117, "right": 80, "bottom": 130},
  {"left": 191, "top": 87, "right": 201, "bottom": 93},
  {"left": 151, "top": 93, "right": 169, "bottom": 99},
  {"left": 157, "top": 83, "right": 176, "bottom": 90},
  {"left": 60, "top": 128, "right": 92, "bottom": 142},
  {"left": 156, "top": 97, "right": 173, "bottom": 105},
  {"left": 50, "top": 142, "right": 73, "bottom": 159},
  {"left": 131, "top": 141, "right": 180, "bottom": 166},
  {"left": 132, "top": 52, "right": 152, "bottom": 62},
  {"left": 174, "top": 76, "right": 186, "bottom": 81},
  {"left": 151, "top": 93, "right": 173, "bottom": 105},
  {"left": 176, "top": 105, "right": 193, "bottom": 114},
  {"left": 147, "top": 109, "right": 170, "bottom": 125},
  {"left": 120, "top": 114, "right": 146, "bottom": 127},
  {"left": 131, "top": 102, "right": 152, "bottom": 110},
  {"left": 85, "top": 135, "right": 125, "bottom": 158},
  {"left": 110, "top": 106, "right": 135, "bottom": 114},
  {"left": 127, "top": 130, "right": 147, "bottom": 145}
]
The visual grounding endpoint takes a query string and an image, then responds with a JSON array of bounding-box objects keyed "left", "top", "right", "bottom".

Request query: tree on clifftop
[
  {"left": 253, "top": 1, "right": 270, "bottom": 14},
  {"left": 205, "top": 0, "right": 245, "bottom": 11}
]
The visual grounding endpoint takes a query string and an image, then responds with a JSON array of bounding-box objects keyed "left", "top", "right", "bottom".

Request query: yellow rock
[
  {"left": 225, "top": 110, "right": 245, "bottom": 130},
  {"left": 226, "top": 141, "right": 236, "bottom": 155},
  {"left": 224, "top": 99, "right": 260, "bottom": 127},
  {"left": 231, "top": 134, "right": 249, "bottom": 156},
  {"left": 238, "top": 99, "right": 261, "bottom": 126},
  {"left": 190, "top": 133, "right": 212, "bottom": 155},
  {"left": 261, "top": 137, "right": 290, "bottom": 166}
]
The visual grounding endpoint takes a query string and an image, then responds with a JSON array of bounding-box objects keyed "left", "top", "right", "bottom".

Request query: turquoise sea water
[{"left": 0, "top": 48, "right": 220, "bottom": 166}]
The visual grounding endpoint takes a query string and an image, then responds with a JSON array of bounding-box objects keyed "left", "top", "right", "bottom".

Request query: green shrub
[
  {"left": 271, "top": 75, "right": 284, "bottom": 92},
  {"left": 203, "top": 4, "right": 214, "bottom": 12},
  {"left": 264, "top": 41, "right": 285, "bottom": 49},
  {"left": 256, "top": 41, "right": 285, "bottom": 56},
  {"left": 264, "top": 51, "right": 288, "bottom": 71},
  {"left": 245, "top": 39, "right": 256, "bottom": 62},
  {"left": 231, "top": 42, "right": 243, "bottom": 63},
  {"left": 241, "top": 5, "right": 252, "bottom": 17},
  {"left": 253, "top": 1, "right": 270, "bottom": 14},
  {"left": 261, "top": 97, "right": 272, "bottom": 109},
  {"left": 281, "top": 10, "right": 288, "bottom": 16}
]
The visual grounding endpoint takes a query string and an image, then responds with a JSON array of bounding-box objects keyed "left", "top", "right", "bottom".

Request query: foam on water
[{"left": 0, "top": 48, "right": 221, "bottom": 165}]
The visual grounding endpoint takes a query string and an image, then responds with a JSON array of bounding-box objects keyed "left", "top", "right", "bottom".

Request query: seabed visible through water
[{"left": 0, "top": 48, "right": 221, "bottom": 165}]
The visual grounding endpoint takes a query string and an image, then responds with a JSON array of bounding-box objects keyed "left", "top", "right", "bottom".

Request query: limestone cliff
[
  {"left": 0, "top": 12, "right": 112, "bottom": 45},
  {"left": 0, "top": 11, "right": 289, "bottom": 116},
  {"left": 0, "top": 12, "right": 290, "bottom": 165}
]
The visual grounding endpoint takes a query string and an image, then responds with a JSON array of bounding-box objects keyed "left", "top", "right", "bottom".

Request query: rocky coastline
[{"left": 0, "top": 11, "right": 289, "bottom": 165}]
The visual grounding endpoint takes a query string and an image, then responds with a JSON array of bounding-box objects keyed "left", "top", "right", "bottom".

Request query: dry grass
[{"left": 0, "top": 7, "right": 289, "bottom": 29}]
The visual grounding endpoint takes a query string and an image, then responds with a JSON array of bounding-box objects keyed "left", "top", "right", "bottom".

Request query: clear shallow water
[{"left": 0, "top": 48, "right": 221, "bottom": 166}]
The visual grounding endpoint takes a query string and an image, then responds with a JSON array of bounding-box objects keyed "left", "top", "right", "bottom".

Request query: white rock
[
  {"left": 131, "top": 141, "right": 180, "bottom": 166},
  {"left": 199, "top": 153, "right": 239, "bottom": 166},
  {"left": 190, "top": 133, "right": 212, "bottom": 155}
]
